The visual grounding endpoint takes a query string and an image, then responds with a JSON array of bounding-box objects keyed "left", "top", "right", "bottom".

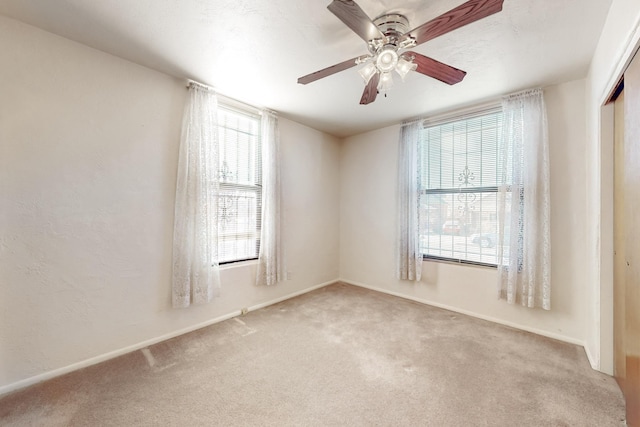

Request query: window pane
[
  {"left": 218, "top": 108, "right": 260, "bottom": 186},
  {"left": 421, "top": 191, "right": 499, "bottom": 265},
  {"left": 217, "top": 187, "right": 260, "bottom": 263},
  {"left": 423, "top": 111, "right": 502, "bottom": 191}
]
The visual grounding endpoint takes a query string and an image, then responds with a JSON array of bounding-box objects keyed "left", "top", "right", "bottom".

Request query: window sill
[
  {"left": 219, "top": 258, "right": 258, "bottom": 270},
  {"left": 423, "top": 256, "right": 497, "bottom": 270}
]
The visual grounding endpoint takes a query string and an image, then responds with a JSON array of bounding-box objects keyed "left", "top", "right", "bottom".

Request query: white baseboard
[
  {"left": 247, "top": 279, "right": 336, "bottom": 312},
  {"left": 584, "top": 343, "right": 600, "bottom": 371},
  {"left": 0, "top": 279, "right": 338, "bottom": 397},
  {"left": 339, "top": 278, "right": 586, "bottom": 348}
]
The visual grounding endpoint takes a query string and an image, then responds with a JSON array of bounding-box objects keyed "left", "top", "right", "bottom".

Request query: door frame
[{"left": 595, "top": 22, "right": 640, "bottom": 375}]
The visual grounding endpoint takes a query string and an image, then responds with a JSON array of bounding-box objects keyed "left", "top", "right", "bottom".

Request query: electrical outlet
[{"left": 286, "top": 271, "right": 291, "bottom": 280}]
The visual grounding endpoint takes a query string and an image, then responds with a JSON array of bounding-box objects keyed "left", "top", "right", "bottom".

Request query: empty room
[{"left": 1, "top": 0, "right": 639, "bottom": 425}]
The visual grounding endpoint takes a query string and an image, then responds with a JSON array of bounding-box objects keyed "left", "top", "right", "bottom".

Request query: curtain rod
[
  {"left": 401, "top": 86, "right": 545, "bottom": 129},
  {"left": 186, "top": 80, "right": 214, "bottom": 91},
  {"left": 184, "top": 79, "right": 269, "bottom": 115},
  {"left": 503, "top": 87, "right": 543, "bottom": 101},
  {"left": 400, "top": 99, "right": 501, "bottom": 129},
  {"left": 422, "top": 102, "right": 502, "bottom": 128}
]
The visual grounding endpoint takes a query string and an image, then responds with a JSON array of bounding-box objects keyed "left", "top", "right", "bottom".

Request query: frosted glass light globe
[
  {"left": 395, "top": 57, "right": 417, "bottom": 80},
  {"left": 376, "top": 49, "right": 398, "bottom": 73},
  {"left": 358, "top": 62, "right": 378, "bottom": 84},
  {"left": 377, "top": 71, "right": 394, "bottom": 93}
]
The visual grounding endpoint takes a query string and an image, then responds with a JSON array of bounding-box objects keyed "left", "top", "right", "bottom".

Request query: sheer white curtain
[
  {"left": 497, "top": 88, "right": 551, "bottom": 309},
  {"left": 397, "top": 120, "right": 423, "bottom": 281},
  {"left": 172, "top": 82, "right": 221, "bottom": 308},
  {"left": 256, "top": 110, "right": 283, "bottom": 286}
]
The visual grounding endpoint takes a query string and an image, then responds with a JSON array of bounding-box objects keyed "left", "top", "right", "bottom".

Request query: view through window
[
  {"left": 419, "top": 109, "right": 505, "bottom": 266},
  {"left": 217, "top": 105, "right": 262, "bottom": 264}
]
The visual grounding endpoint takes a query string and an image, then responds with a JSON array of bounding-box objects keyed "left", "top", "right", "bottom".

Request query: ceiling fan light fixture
[
  {"left": 358, "top": 62, "right": 378, "bottom": 84},
  {"left": 376, "top": 48, "right": 398, "bottom": 73},
  {"left": 395, "top": 57, "right": 417, "bottom": 80},
  {"left": 377, "top": 71, "right": 394, "bottom": 93},
  {"left": 297, "top": 0, "right": 497, "bottom": 104}
]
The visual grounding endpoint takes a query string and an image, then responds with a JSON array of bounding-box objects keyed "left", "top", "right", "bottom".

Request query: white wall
[
  {"left": 0, "top": 16, "right": 340, "bottom": 393},
  {"left": 340, "top": 80, "right": 589, "bottom": 345},
  {"left": 584, "top": 0, "right": 640, "bottom": 374}
]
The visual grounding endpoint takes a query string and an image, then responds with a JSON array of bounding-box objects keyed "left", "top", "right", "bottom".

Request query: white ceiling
[{"left": 0, "top": 0, "right": 613, "bottom": 137}]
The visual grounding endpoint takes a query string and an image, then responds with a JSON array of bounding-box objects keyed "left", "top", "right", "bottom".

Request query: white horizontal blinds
[
  {"left": 420, "top": 110, "right": 504, "bottom": 265},
  {"left": 217, "top": 105, "right": 262, "bottom": 263}
]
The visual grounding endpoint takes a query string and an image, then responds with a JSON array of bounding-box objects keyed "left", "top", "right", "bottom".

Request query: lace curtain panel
[
  {"left": 397, "top": 121, "right": 423, "bottom": 281},
  {"left": 256, "top": 110, "right": 283, "bottom": 286},
  {"left": 172, "top": 83, "right": 221, "bottom": 308},
  {"left": 497, "top": 88, "right": 551, "bottom": 309}
]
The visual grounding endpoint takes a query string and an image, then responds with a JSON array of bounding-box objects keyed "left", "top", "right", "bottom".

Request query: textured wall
[
  {"left": 0, "top": 16, "right": 340, "bottom": 391},
  {"left": 339, "top": 80, "right": 589, "bottom": 345}
]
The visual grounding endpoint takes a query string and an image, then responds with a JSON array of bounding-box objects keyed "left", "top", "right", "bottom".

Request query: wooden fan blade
[
  {"left": 401, "top": 0, "right": 503, "bottom": 47},
  {"left": 406, "top": 52, "right": 467, "bottom": 85},
  {"left": 359, "top": 72, "right": 380, "bottom": 105},
  {"left": 328, "top": 0, "right": 384, "bottom": 43},
  {"left": 298, "top": 56, "right": 365, "bottom": 85}
]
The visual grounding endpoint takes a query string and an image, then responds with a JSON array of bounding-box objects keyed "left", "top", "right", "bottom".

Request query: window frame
[
  {"left": 419, "top": 105, "right": 505, "bottom": 268},
  {"left": 216, "top": 101, "right": 263, "bottom": 265}
]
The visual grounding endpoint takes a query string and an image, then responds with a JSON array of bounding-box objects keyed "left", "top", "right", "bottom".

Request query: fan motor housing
[{"left": 373, "top": 13, "right": 410, "bottom": 39}]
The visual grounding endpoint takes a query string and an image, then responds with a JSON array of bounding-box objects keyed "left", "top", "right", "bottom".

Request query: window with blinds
[
  {"left": 217, "top": 105, "right": 262, "bottom": 264},
  {"left": 419, "top": 108, "right": 504, "bottom": 266}
]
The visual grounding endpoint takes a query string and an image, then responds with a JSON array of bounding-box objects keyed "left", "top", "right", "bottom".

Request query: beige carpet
[{"left": 0, "top": 282, "right": 626, "bottom": 426}]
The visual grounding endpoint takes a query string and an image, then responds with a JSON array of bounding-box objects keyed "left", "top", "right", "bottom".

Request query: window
[
  {"left": 419, "top": 108, "right": 504, "bottom": 266},
  {"left": 217, "top": 105, "right": 262, "bottom": 264}
]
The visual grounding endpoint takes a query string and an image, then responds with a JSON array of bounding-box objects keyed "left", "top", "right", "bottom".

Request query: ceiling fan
[{"left": 297, "top": 0, "right": 504, "bottom": 105}]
